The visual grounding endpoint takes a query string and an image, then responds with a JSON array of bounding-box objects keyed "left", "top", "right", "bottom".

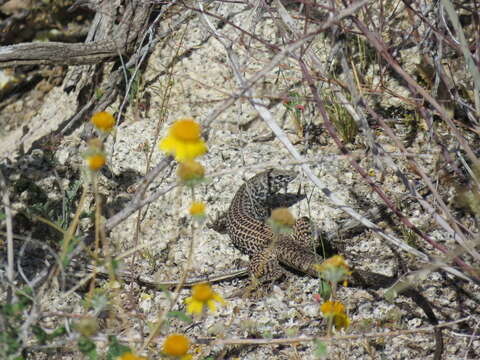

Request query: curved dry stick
[{"left": 213, "top": 317, "right": 468, "bottom": 346}]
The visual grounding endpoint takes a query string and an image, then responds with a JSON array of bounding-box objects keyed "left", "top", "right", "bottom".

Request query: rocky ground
[{"left": 1, "top": 1, "right": 480, "bottom": 359}]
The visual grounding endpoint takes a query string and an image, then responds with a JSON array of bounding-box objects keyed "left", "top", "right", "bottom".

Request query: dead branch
[{"left": 0, "top": 0, "right": 153, "bottom": 68}]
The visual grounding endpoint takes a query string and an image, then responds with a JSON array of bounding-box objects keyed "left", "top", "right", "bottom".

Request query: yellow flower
[
  {"left": 189, "top": 202, "right": 206, "bottom": 217},
  {"left": 270, "top": 208, "right": 296, "bottom": 227},
  {"left": 320, "top": 255, "right": 349, "bottom": 269},
  {"left": 159, "top": 118, "right": 207, "bottom": 162},
  {"left": 267, "top": 207, "right": 295, "bottom": 234},
  {"left": 86, "top": 153, "right": 106, "bottom": 171},
  {"left": 177, "top": 160, "right": 205, "bottom": 186},
  {"left": 83, "top": 138, "right": 107, "bottom": 171},
  {"left": 185, "top": 283, "right": 225, "bottom": 314},
  {"left": 117, "top": 352, "right": 148, "bottom": 360},
  {"left": 321, "top": 300, "right": 345, "bottom": 315},
  {"left": 333, "top": 312, "right": 351, "bottom": 330},
  {"left": 314, "top": 255, "right": 351, "bottom": 285},
  {"left": 321, "top": 300, "right": 350, "bottom": 330},
  {"left": 91, "top": 111, "right": 115, "bottom": 132},
  {"left": 162, "top": 334, "right": 192, "bottom": 360}
]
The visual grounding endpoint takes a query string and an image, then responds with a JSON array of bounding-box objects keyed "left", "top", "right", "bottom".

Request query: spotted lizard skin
[{"left": 226, "top": 169, "right": 319, "bottom": 277}]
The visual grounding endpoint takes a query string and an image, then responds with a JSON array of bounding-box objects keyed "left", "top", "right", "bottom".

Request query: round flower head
[
  {"left": 86, "top": 153, "right": 106, "bottom": 171},
  {"left": 185, "top": 283, "right": 225, "bottom": 314},
  {"left": 83, "top": 138, "right": 106, "bottom": 171},
  {"left": 189, "top": 202, "right": 206, "bottom": 217},
  {"left": 321, "top": 300, "right": 345, "bottom": 316},
  {"left": 314, "top": 255, "right": 351, "bottom": 285},
  {"left": 177, "top": 160, "right": 206, "bottom": 187},
  {"left": 91, "top": 111, "right": 115, "bottom": 132},
  {"left": 321, "top": 300, "right": 350, "bottom": 330},
  {"left": 333, "top": 312, "right": 350, "bottom": 330},
  {"left": 163, "top": 334, "right": 192, "bottom": 360},
  {"left": 267, "top": 207, "right": 295, "bottom": 234},
  {"left": 75, "top": 317, "right": 98, "bottom": 337},
  {"left": 159, "top": 118, "right": 207, "bottom": 162}
]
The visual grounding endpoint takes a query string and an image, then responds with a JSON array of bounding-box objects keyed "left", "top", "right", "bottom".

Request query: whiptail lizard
[{"left": 223, "top": 168, "right": 443, "bottom": 360}]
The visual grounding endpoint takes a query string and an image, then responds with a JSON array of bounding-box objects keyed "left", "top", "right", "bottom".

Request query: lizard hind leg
[{"left": 249, "top": 247, "right": 285, "bottom": 282}]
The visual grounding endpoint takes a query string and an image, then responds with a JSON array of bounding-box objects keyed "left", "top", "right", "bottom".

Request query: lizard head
[
  {"left": 265, "top": 169, "right": 298, "bottom": 193},
  {"left": 246, "top": 169, "right": 298, "bottom": 203}
]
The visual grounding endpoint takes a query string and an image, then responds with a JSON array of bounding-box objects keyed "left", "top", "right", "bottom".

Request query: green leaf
[
  {"left": 32, "top": 325, "right": 48, "bottom": 344},
  {"left": 61, "top": 239, "right": 78, "bottom": 268},
  {"left": 106, "top": 336, "right": 131, "bottom": 360},
  {"left": 65, "top": 180, "right": 82, "bottom": 200},
  {"left": 84, "top": 290, "right": 109, "bottom": 313},
  {"left": 17, "top": 287, "right": 33, "bottom": 307},
  {"left": 313, "top": 339, "right": 328, "bottom": 359},
  {"left": 261, "top": 330, "right": 273, "bottom": 339},
  {"left": 49, "top": 326, "right": 67, "bottom": 339},
  {"left": 166, "top": 311, "right": 193, "bottom": 324},
  {"left": 157, "top": 284, "right": 172, "bottom": 300},
  {"left": 319, "top": 280, "right": 332, "bottom": 301},
  {"left": 78, "top": 336, "right": 97, "bottom": 360},
  {"left": 0, "top": 329, "right": 23, "bottom": 357},
  {"left": 110, "top": 258, "right": 120, "bottom": 272},
  {"left": 95, "top": 88, "right": 104, "bottom": 100}
]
